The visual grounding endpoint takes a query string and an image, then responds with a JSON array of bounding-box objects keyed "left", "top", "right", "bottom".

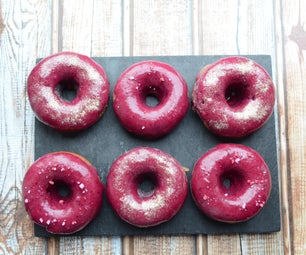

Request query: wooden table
[{"left": 0, "top": 1, "right": 305, "bottom": 254}]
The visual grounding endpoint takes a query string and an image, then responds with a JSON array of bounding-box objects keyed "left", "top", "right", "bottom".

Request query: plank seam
[
  {"left": 191, "top": 0, "right": 198, "bottom": 55},
  {"left": 274, "top": 0, "right": 294, "bottom": 254},
  {"left": 90, "top": 0, "right": 95, "bottom": 57},
  {"left": 122, "top": 0, "right": 133, "bottom": 56},
  {"left": 53, "top": 0, "right": 63, "bottom": 53},
  {"left": 129, "top": 0, "right": 134, "bottom": 56},
  {"left": 239, "top": 235, "right": 243, "bottom": 255},
  {"left": 235, "top": 0, "right": 241, "bottom": 55}
]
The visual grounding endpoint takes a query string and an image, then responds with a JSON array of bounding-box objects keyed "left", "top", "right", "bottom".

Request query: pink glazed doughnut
[
  {"left": 191, "top": 144, "right": 272, "bottom": 223},
  {"left": 192, "top": 56, "right": 275, "bottom": 137},
  {"left": 106, "top": 147, "right": 188, "bottom": 227},
  {"left": 113, "top": 60, "right": 189, "bottom": 139},
  {"left": 22, "top": 152, "right": 104, "bottom": 234},
  {"left": 27, "top": 52, "right": 109, "bottom": 132}
]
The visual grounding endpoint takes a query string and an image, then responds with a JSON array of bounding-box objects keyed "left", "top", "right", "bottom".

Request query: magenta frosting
[
  {"left": 192, "top": 56, "right": 275, "bottom": 137},
  {"left": 27, "top": 51, "right": 109, "bottom": 132},
  {"left": 106, "top": 147, "right": 188, "bottom": 227},
  {"left": 22, "top": 152, "right": 104, "bottom": 234},
  {"left": 191, "top": 144, "right": 271, "bottom": 223},
  {"left": 113, "top": 60, "right": 189, "bottom": 139}
]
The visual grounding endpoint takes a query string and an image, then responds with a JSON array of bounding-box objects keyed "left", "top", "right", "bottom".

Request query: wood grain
[
  {"left": 281, "top": 1, "right": 306, "bottom": 254},
  {"left": 124, "top": 236, "right": 196, "bottom": 255},
  {"left": 0, "top": 0, "right": 52, "bottom": 254},
  {"left": 58, "top": 237, "right": 122, "bottom": 255},
  {"left": 131, "top": 0, "right": 193, "bottom": 56},
  {"left": 0, "top": 1, "right": 4, "bottom": 36},
  {"left": 273, "top": 0, "right": 292, "bottom": 254}
]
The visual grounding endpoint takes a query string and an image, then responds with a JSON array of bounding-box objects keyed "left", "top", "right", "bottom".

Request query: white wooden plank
[
  {"left": 122, "top": 0, "right": 132, "bottom": 56},
  {"left": 132, "top": 0, "right": 193, "bottom": 56},
  {"left": 199, "top": 0, "right": 239, "bottom": 54},
  {"left": 240, "top": 233, "right": 283, "bottom": 254},
  {"left": 0, "top": 0, "right": 52, "bottom": 254},
  {"left": 60, "top": 0, "right": 94, "bottom": 54},
  {"left": 91, "top": 0, "right": 123, "bottom": 57},
  {"left": 273, "top": 0, "right": 292, "bottom": 253},
  {"left": 280, "top": 0, "right": 306, "bottom": 254}
]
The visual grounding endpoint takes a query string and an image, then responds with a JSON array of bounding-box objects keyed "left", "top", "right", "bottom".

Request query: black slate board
[{"left": 34, "top": 55, "right": 280, "bottom": 237}]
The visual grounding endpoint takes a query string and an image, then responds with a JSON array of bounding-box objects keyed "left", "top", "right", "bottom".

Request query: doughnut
[
  {"left": 27, "top": 51, "right": 110, "bottom": 132},
  {"left": 113, "top": 60, "right": 189, "bottom": 139},
  {"left": 191, "top": 144, "right": 271, "bottom": 223},
  {"left": 22, "top": 151, "right": 104, "bottom": 234},
  {"left": 192, "top": 56, "right": 275, "bottom": 137},
  {"left": 106, "top": 147, "right": 188, "bottom": 227}
]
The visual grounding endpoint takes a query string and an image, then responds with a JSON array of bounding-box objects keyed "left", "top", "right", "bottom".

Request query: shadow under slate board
[{"left": 34, "top": 55, "right": 280, "bottom": 237}]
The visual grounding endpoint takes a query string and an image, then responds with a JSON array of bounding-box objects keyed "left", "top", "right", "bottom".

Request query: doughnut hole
[
  {"left": 55, "top": 78, "right": 79, "bottom": 102},
  {"left": 135, "top": 172, "right": 158, "bottom": 198},
  {"left": 46, "top": 179, "right": 72, "bottom": 202},
  {"left": 224, "top": 77, "right": 251, "bottom": 108},
  {"left": 219, "top": 169, "right": 246, "bottom": 196},
  {"left": 138, "top": 72, "right": 169, "bottom": 107},
  {"left": 145, "top": 95, "right": 160, "bottom": 107}
]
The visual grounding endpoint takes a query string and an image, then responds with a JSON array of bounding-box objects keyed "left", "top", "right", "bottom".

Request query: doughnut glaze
[
  {"left": 192, "top": 56, "right": 275, "bottom": 137},
  {"left": 106, "top": 147, "right": 188, "bottom": 227},
  {"left": 113, "top": 61, "right": 189, "bottom": 139},
  {"left": 27, "top": 51, "right": 110, "bottom": 132},
  {"left": 22, "top": 152, "right": 104, "bottom": 234},
  {"left": 191, "top": 144, "right": 271, "bottom": 223}
]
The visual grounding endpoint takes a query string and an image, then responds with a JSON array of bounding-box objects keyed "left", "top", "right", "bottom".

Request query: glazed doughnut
[
  {"left": 106, "top": 147, "right": 188, "bottom": 227},
  {"left": 113, "top": 60, "right": 189, "bottom": 139},
  {"left": 22, "top": 152, "right": 104, "bottom": 234},
  {"left": 192, "top": 56, "right": 275, "bottom": 137},
  {"left": 27, "top": 51, "right": 110, "bottom": 132},
  {"left": 191, "top": 144, "right": 271, "bottom": 223}
]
